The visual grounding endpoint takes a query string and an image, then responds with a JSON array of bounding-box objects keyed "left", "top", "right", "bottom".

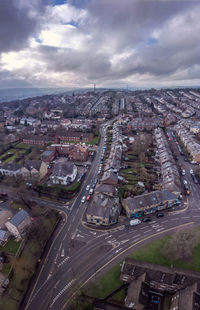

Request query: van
[{"left": 130, "top": 219, "right": 141, "bottom": 226}]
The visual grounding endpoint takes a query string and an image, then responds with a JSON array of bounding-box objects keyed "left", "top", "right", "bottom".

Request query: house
[
  {"left": 55, "top": 131, "right": 94, "bottom": 143},
  {"left": 51, "top": 158, "right": 77, "bottom": 185},
  {"left": 121, "top": 258, "right": 200, "bottom": 310},
  {"left": 20, "top": 117, "right": 41, "bottom": 127},
  {"left": 23, "top": 135, "right": 53, "bottom": 146},
  {"left": 41, "top": 150, "right": 55, "bottom": 163},
  {"left": 5, "top": 210, "right": 31, "bottom": 239},
  {"left": 0, "top": 210, "right": 13, "bottom": 229},
  {"left": 95, "top": 183, "right": 115, "bottom": 197},
  {"left": 0, "top": 230, "right": 8, "bottom": 246},
  {"left": 46, "top": 143, "right": 88, "bottom": 162},
  {"left": 21, "top": 160, "right": 48, "bottom": 180},
  {"left": 0, "top": 163, "right": 22, "bottom": 177},
  {"left": 122, "top": 189, "right": 177, "bottom": 218},
  {"left": 102, "top": 170, "right": 118, "bottom": 185},
  {"left": 86, "top": 194, "right": 121, "bottom": 226},
  {"left": 60, "top": 119, "right": 71, "bottom": 128}
]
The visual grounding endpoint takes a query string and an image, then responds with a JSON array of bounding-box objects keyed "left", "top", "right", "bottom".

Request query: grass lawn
[
  {"left": 11, "top": 202, "right": 24, "bottom": 210},
  {"left": 2, "top": 263, "right": 12, "bottom": 276},
  {"left": 85, "top": 264, "right": 122, "bottom": 299},
  {"left": 129, "top": 233, "right": 200, "bottom": 272},
  {"left": 86, "top": 135, "right": 100, "bottom": 145},
  {"left": 0, "top": 239, "right": 21, "bottom": 255},
  {"left": 15, "top": 142, "right": 31, "bottom": 149}
]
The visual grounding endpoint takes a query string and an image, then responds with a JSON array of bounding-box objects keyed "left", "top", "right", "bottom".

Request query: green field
[
  {"left": 0, "top": 239, "right": 21, "bottom": 255},
  {"left": 85, "top": 264, "right": 122, "bottom": 298}
]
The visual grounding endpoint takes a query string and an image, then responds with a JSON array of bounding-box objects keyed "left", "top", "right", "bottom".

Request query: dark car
[
  {"left": 156, "top": 213, "right": 164, "bottom": 218},
  {"left": 192, "top": 175, "right": 198, "bottom": 184},
  {"left": 142, "top": 217, "right": 151, "bottom": 222}
]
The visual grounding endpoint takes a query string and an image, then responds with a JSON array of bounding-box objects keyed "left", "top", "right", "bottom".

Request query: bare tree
[{"left": 162, "top": 228, "right": 200, "bottom": 261}]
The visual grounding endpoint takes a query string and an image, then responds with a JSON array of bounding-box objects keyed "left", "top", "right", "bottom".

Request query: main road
[{"left": 21, "top": 124, "right": 200, "bottom": 310}]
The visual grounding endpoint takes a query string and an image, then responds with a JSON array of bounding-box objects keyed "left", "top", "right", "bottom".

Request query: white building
[{"left": 51, "top": 158, "right": 77, "bottom": 185}]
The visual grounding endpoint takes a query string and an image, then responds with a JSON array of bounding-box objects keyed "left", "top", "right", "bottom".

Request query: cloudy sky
[{"left": 0, "top": 0, "right": 200, "bottom": 89}]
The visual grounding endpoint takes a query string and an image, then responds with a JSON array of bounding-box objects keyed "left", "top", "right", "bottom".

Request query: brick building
[
  {"left": 44, "top": 143, "right": 88, "bottom": 162},
  {"left": 55, "top": 131, "right": 94, "bottom": 143},
  {"left": 23, "top": 135, "right": 53, "bottom": 146}
]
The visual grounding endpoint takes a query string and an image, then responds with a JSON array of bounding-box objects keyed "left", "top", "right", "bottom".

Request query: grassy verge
[
  {"left": 85, "top": 264, "right": 122, "bottom": 298},
  {"left": 130, "top": 234, "right": 200, "bottom": 272},
  {"left": 86, "top": 135, "right": 100, "bottom": 145}
]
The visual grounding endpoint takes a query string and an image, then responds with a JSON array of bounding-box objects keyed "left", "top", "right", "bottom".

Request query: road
[{"left": 3, "top": 123, "right": 200, "bottom": 310}]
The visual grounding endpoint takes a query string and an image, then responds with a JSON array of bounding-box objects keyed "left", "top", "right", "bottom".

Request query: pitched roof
[
  {"left": 10, "top": 210, "right": 29, "bottom": 227},
  {"left": 124, "top": 189, "right": 177, "bottom": 212},
  {"left": 0, "top": 229, "right": 7, "bottom": 240},
  {"left": 52, "top": 158, "right": 76, "bottom": 177},
  {"left": 0, "top": 163, "right": 22, "bottom": 171},
  {"left": 24, "top": 160, "right": 41, "bottom": 171}
]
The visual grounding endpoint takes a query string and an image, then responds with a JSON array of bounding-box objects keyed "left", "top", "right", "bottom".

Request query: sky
[{"left": 0, "top": 0, "right": 200, "bottom": 89}]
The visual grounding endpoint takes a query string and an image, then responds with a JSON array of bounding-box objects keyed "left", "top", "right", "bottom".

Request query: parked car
[
  {"left": 190, "top": 169, "right": 194, "bottom": 174},
  {"left": 81, "top": 196, "right": 86, "bottom": 203},
  {"left": 89, "top": 188, "right": 94, "bottom": 195},
  {"left": 156, "top": 213, "right": 164, "bottom": 218},
  {"left": 86, "top": 195, "right": 91, "bottom": 201},
  {"left": 142, "top": 217, "right": 151, "bottom": 222},
  {"left": 192, "top": 174, "right": 198, "bottom": 184},
  {"left": 181, "top": 169, "right": 186, "bottom": 176},
  {"left": 130, "top": 219, "right": 141, "bottom": 226}
]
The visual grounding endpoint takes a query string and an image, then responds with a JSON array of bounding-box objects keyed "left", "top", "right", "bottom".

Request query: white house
[
  {"left": 0, "top": 163, "right": 22, "bottom": 177},
  {"left": 51, "top": 158, "right": 77, "bottom": 185}
]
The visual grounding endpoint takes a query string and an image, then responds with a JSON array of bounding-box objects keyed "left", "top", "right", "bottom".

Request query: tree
[{"left": 162, "top": 228, "right": 200, "bottom": 261}]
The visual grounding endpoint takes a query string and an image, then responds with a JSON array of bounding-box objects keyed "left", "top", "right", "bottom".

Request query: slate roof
[
  {"left": 124, "top": 189, "right": 177, "bottom": 212},
  {"left": 52, "top": 158, "right": 75, "bottom": 177},
  {"left": 0, "top": 163, "right": 22, "bottom": 171},
  {"left": 42, "top": 150, "right": 54, "bottom": 157},
  {"left": 87, "top": 194, "right": 120, "bottom": 222},
  {"left": 102, "top": 170, "right": 118, "bottom": 185},
  {"left": 10, "top": 210, "right": 29, "bottom": 227},
  {"left": 24, "top": 160, "right": 41, "bottom": 171},
  {"left": 0, "top": 229, "right": 7, "bottom": 240}
]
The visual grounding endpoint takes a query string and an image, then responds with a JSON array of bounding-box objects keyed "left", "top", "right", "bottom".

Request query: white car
[
  {"left": 81, "top": 196, "right": 86, "bottom": 203},
  {"left": 190, "top": 169, "right": 194, "bottom": 174},
  {"left": 183, "top": 180, "right": 187, "bottom": 185},
  {"left": 86, "top": 185, "right": 90, "bottom": 191},
  {"left": 89, "top": 188, "right": 94, "bottom": 195},
  {"left": 181, "top": 169, "right": 186, "bottom": 176}
]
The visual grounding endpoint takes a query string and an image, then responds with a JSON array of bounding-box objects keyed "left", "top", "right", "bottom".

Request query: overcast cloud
[{"left": 0, "top": 0, "right": 200, "bottom": 88}]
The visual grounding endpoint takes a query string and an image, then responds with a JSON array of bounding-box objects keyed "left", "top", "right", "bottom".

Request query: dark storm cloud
[
  {"left": 84, "top": 0, "right": 197, "bottom": 51},
  {"left": 37, "top": 45, "right": 111, "bottom": 79},
  {"left": 0, "top": 0, "right": 45, "bottom": 54}
]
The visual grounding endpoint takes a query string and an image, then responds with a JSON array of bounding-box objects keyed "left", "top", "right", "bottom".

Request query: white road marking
[
  {"left": 115, "top": 248, "right": 123, "bottom": 254},
  {"left": 142, "top": 229, "right": 152, "bottom": 234},
  {"left": 57, "top": 256, "right": 69, "bottom": 268},
  {"left": 50, "top": 279, "right": 75, "bottom": 308}
]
